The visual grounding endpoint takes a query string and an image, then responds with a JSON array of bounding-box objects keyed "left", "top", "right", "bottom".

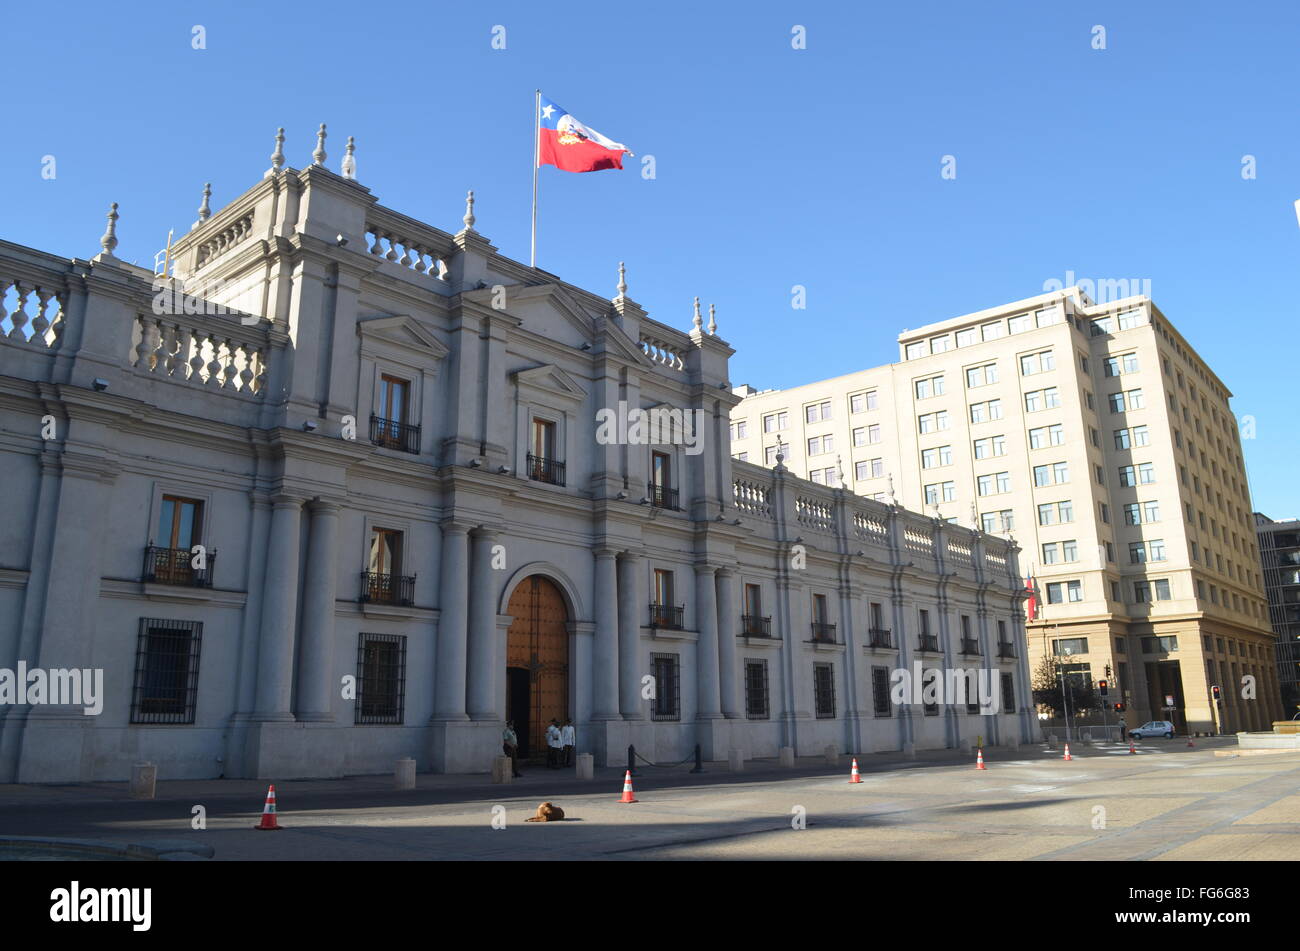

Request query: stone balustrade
[
  {"left": 365, "top": 205, "right": 455, "bottom": 284},
  {"left": 130, "top": 311, "right": 269, "bottom": 396}
]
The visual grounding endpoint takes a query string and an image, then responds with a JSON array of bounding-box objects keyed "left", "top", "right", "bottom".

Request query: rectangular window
[
  {"left": 1108, "top": 392, "right": 1126, "bottom": 414},
  {"left": 872, "top": 666, "right": 892, "bottom": 717},
  {"left": 1020, "top": 350, "right": 1055, "bottom": 375},
  {"left": 1132, "top": 424, "right": 1149, "bottom": 447},
  {"left": 745, "top": 660, "right": 770, "bottom": 719},
  {"left": 1052, "top": 636, "right": 1089, "bottom": 655},
  {"left": 1046, "top": 580, "right": 1083, "bottom": 604},
  {"left": 1138, "top": 462, "right": 1155, "bottom": 484},
  {"left": 653, "top": 568, "right": 674, "bottom": 608},
  {"left": 1119, "top": 465, "right": 1136, "bottom": 487},
  {"left": 813, "top": 663, "right": 836, "bottom": 719},
  {"left": 356, "top": 632, "right": 407, "bottom": 724},
  {"left": 1154, "top": 579, "right": 1171, "bottom": 600},
  {"left": 1008, "top": 313, "right": 1031, "bottom": 334},
  {"left": 1127, "top": 388, "right": 1144, "bottom": 409},
  {"left": 130, "top": 618, "right": 203, "bottom": 724},
  {"left": 930, "top": 335, "right": 951, "bottom": 354},
  {"left": 868, "top": 424, "right": 881, "bottom": 444},
  {"left": 956, "top": 327, "right": 977, "bottom": 347},
  {"left": 651, "top": 653, "right": 681, "bottom": 720},
  {"left": 1143, "top": 500, "right": 1160, "bottom": 522},
  {"left": 159, "top": 494, "right": 203, "bottom": 551},
  {"left": 906, "top": 341, "right": 925, "bottom": 360},
  {"left": 982, "top": 321, "right": 1004, "bottom": 340},
  {"left": 1000, "top": 672, "right": 1016, "bottom": 714},
  {"left": 966, "top": 363, "right": 998, "bottom": 388},
  {"left": 763, "top": 411, "right": 788, "bottom": 433}
]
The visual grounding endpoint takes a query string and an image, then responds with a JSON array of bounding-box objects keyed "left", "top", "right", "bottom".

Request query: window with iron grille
[
  {"left": 1000, "top": 671, "right": 1016, "bottom": 713},
  {"left": 813, "top": 663, "right": 835, "bottom": 719},
  {"left": 130, "top": 618, "right": 202, "bottom": 724},
  {"left": 356, "top": 633, "right": 406, "bottom": 724},
  {"left": 965, "top": 671, "right": 981, "bottom": 714},
  {"left": 922, "top": 669, "right": 939, "bottom": 715},
  {"left": 744, "top": 659, "right": 769, "bottom": 719},
  {"left": 651, "top": 653, "right": 680, "bottom": 721},
  {"left": 872, "top": 665, "right": 891, "bottom": 717}
]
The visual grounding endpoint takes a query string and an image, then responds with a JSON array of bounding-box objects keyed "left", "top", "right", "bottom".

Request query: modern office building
[
  {"left": 0, "top": 130, "right": 1032, "bottom": 783},
  {"left": 732, "top": 288, "right": 1284, "bottom": 733},
  {"left": 1255, "top": 513, "right": 1300, "bottom": 716}
]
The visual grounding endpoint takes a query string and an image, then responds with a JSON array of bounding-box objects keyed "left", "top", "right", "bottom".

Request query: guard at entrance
[
  {"left": 561, "top": 719, "right": 576, "bottom": 767},
  {"left": 503, "top": 721, "right": 523, "bottom": 778},
  {"left": 546, "top": 719, "right": 562, "bottom": 768}
]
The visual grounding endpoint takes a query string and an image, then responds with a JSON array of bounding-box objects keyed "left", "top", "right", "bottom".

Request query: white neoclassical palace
[{"left": 0, "top": 129, "right": 1033, "bottom": 782}]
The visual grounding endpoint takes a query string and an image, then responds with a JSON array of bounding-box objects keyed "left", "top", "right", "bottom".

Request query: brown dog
[{"left": 525, "top": 801, "right": 566, "bottom": 822}]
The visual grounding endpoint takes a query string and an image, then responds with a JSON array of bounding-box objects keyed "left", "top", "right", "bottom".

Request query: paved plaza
[{"left": 1, "top": 738, "right": 1295, "bottom": 860}]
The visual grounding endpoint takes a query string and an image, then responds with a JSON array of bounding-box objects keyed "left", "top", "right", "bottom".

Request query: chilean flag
[
  {"left": 538, "top": 95, "right": 630, "bottom": 173},
  {"left": 1025, "top": 576, "right": 1039, "bottom": 621}
]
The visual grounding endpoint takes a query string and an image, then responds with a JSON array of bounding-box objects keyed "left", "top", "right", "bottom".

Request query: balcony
[
  {"left": 649, "top": 602, "right": 684, "bottom": 630},
  {"left": 142, "top": 545, "right": 215, "bottom": 587},
  {"left": 867, "top": 627, "right": 893, "bottom": 649},
  {"left": 960, "top": 637, "right": 982, "bottom": 656},
  {"left": 740, "top": 615, "right": 772, "bottom": 637},
  {"left": 998, "top": 641, "right": 1018, "bottom": 659},
  {"left": 526, "top": 453, "right": 566, "bottom": 486},
  {"left": 810, "top": 622, "right": 839, "bottom": 644},
  {"left": 647, "top": 483, "right": 679, "bottom": 511},
  {"left": 370, "top": 415, "right": 421, "bottom": 454},
  {"left": 360, "top": 571, "right": 416, "bottom": 607},
  {"left": 917, "top": 634, "right": 939, "bottom": 653}
]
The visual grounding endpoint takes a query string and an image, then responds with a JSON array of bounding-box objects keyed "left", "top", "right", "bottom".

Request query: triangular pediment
[
  {"left": 463, "top": 282, "right": 595, "bottom": 348},
  {"left": 511, "top": 363, "right": 587, "bottom": 403},
  {"left": 357, "top": 314, "right": 450, "bottom": 361}
]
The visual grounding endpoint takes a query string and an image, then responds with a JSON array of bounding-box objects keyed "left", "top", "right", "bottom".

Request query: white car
[{"left": 1128, "top": 720, "right": 1175, "bottom": 739}]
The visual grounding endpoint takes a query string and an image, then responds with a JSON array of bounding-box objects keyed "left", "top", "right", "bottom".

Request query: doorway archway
[{"left": 505, "top": 575, "right": 570, "bottom": 759}]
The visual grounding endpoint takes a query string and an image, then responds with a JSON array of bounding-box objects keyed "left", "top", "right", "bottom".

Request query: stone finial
[
  {"left": 266, "top": 127, "right": 285, "bottom": 178},
  {"left": 462, "top": 189, "right": 476, "bottom": 231},
  {"left": 99, "top": 202, "right": 120, "bottom": 256},
  {"left": 312, "top": 123, "right": 327, "bottom": 166},
  {"left": 836, "top": 454, "right": 846, "bottom": 488},
  {"left": 192, "top": 183, "right": 212, "bottom": 230},
  {"left": 692, "top": 296, "right": 703, "bottom": 331},
  {"left": 341, "top": 136, "right": 356, "bottom": 179},
  {"left": 616, "top": 261, "right": 627, "bottom": 298},
  {"left": 971, "top": 501, "right": 978, "bottom": 528},
  {"left": 887, "top": 473, "right": 896, "bottom": 504},
  {"left": 707, "top": 303, "right": 717, "bottom": 335}
]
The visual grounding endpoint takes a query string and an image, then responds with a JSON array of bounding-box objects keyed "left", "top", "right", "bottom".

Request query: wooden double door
[{"left": 505, "top": 576, "right": 569, "bottom": 759}]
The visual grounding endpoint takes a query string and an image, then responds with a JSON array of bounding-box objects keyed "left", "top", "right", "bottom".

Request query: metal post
[
  {"left": 530, "top": 89, "right": 540, "bottom": 268},
  {"left": 690, "top": 743, "right": 703, "bottom": 774},
  {"left": 627, "top": 744, "right": 636, "bottom": 777}
]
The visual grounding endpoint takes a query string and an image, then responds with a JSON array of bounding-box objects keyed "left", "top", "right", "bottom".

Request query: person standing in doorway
[
  {"left": 561, "top": 719, "right": 576, "bottom": 767},
  {"left": 545, "top": 719, "right": 562, "bottom": 769},
  {"left": 503, "top": 721, "right": 523, "bottom": 778}
]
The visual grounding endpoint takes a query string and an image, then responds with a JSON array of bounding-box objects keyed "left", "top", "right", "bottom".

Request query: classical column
[
  {"left": 296, "top": 499, "right": 341, "bottom": 721},
  {"left": 617, "top": 551, "right": 644, "bottom": 718},
  {"left": 716, "top": 567, "right": 741, "bottom": 718},
  {"left": 592, "top": 547, "right": 620, "bottom": 719},
  {"left": 466, "top": 527, "right": 500, "bottom": 720},
  {"left": 695, "top": 565, "right": 721, "bottom": 718},
  {"left": 433, "top": 522, "right": 470, "bottom": 720},
  {"left": 254, "top": 495, "right": 303, "bottom": 719}
]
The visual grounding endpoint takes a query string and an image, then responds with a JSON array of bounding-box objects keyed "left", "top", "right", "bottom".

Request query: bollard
[
  {"left": 690, "top": 743, "right": 704, "bottom": 774},
  {"left": 779, "top": 746, "right": 795, "bottom": 767},
  {"left": 627, "top": 744, "right": 637, "bottom": 777},
  {"left": 728, "top": 749, "right": 744, "bottom": 772},
  {"left": 576, "top": 753, "right": 594, "bottom": 780},
  {"left": 395, "top": 757, "right": 416, "bottom": 790},
  {"left": 130, "top": 762, "right": 156, "bottom": 800},
  {"left": 491, "top": 755, "right": 514, "bottom": 784}
]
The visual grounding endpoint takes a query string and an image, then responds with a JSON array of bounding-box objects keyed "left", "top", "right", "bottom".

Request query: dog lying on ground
[{"left": 524, "top": 801, "right": 566, "bottom": 822}]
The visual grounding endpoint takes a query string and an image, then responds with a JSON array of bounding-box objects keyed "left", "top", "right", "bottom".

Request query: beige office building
[{"left": 731, "top": 288, "right": 1284, "bottom": 734}]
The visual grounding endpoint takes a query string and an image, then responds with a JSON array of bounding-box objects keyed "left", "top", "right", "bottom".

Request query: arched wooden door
[{"left": 505, "top": 576, "right": 569, "bottom": 759}]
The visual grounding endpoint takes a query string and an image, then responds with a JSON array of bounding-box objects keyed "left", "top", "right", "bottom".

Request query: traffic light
[
  {"left": 1113, "top": 702, "right": 1124, "bottom": 712},
  {"left": 1212, "top": 684, "right": 1222, "bottom": 702},
  {"left": 1098, "top": 679, "right": 1109, "bottom": 697}
]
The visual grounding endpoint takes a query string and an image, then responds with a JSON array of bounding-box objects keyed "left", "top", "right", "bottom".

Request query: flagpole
[{"left": 530, "top": 88, "right": 540, "bottom": 268}]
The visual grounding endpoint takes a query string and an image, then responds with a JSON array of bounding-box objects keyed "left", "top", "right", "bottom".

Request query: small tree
[{"left": 1032, "top": 653, "right": 1099, "bottom": 718}]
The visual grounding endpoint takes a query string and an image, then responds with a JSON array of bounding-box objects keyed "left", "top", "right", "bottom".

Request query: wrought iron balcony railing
[
  {"left": 142, "top": 545, "right": 215, "bottom": 587},
  {"left": 648, "top": 602, "right": 685, "bottom": 630},
  {"left": 741, "top": 614, "right": 772, "bottom": 637},
  {"left": 370, "top": 414, "right": 421, "bottom": 454},
  {"left": 998, "top": 641, "right": 1018, "bottom": 658},
  {"left": 810, "top": 622, "right": 839, "bottom": 644},
  {"left": 917, "top": 634, "right": 939, "bottom": 653},
  {"left": 648, "top": 483, "right": 679, "bottom": 511},
  {"left": 360, "top": 571, "right": 416, "bottom": 607},
  {"left": 867, "top": 627, "right": 893, "bottom": 649},
  {"left": 960, "top": 637, "right": 982, "bottom": 656},
  {"left": 526, "top": 453, "right": 566, "bottom": 486}
]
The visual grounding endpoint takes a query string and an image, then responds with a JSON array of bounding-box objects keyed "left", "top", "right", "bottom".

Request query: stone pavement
[{"left": 1, "top": 738, "right": 1295, "bottom": 860}]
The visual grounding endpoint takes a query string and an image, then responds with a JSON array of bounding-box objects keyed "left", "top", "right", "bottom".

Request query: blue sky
[{"left": 2, "top": 1, "right": 1297, "bottom": 514}]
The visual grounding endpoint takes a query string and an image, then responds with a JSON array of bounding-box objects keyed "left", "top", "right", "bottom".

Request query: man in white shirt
[
  {"left": 560, "top": 720, "right": 576, "bottom": 767},
  {"left": 545, "top": 719, "right": 562, "bottom": 769}
]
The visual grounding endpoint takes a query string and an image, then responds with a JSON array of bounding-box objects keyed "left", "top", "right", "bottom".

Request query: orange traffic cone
[
  {"left": 849, "top": 758, "right": 863, "bottom": 783},
  {"left": 1128, "top": 738, "right": 1137, "bottom": 754},
  {"left": 1063, "top": 743, "right": 1072, "bottom": 761},
  {"left": 254, "top": 784, "right": 281, "bottom": 830},
  {"left": 618, "top": 770, "right": 637, "bottom": 803},
  {"left": 975, "top": 748, "right": 986, "bottom": 770},
  {"left": 1187, "top": 736, "right": 1195, "bottom": 747}
]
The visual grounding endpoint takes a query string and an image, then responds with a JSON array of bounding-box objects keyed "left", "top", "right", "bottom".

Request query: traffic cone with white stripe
[
  {"left": 1128, "top": 738, "right": 1137, "bottom": 754},
  {"left": 254, "top": 784, "right": 281, "bottom": 830},
  {"left": 1063, "top": 743, "right": 1072, "bottom": 761},
  {"left": 975, "top": 747, "right": 986, "bottom": 770},
  {"left": 1187, "top": 736, "right": 1195, "bottom": 747},
  {"left": 849, "top": 758, "right": 863, "bottom": 783},
  {"left": 618, "top": 770, "right": 637, "bottom": 803}
]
